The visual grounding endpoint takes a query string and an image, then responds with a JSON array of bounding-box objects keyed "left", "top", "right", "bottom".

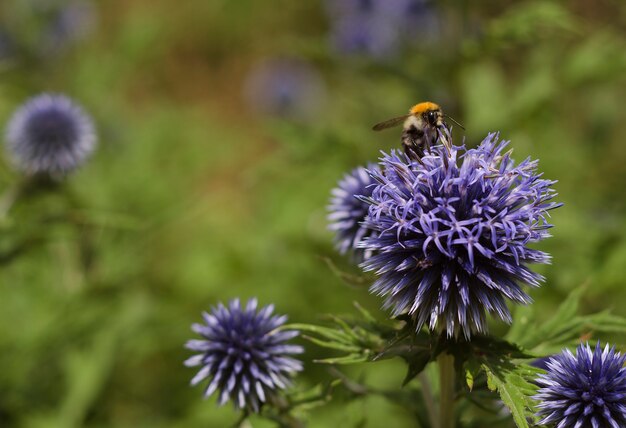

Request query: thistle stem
[
  {"left": 419, "top": 372, "right": 438, "bottom": 428},
  {"left": 438, "top": 352, "right": 455, "bottom": 428},
  {"left": 0, "top": 181, "right": 22, "bottom": 219}
]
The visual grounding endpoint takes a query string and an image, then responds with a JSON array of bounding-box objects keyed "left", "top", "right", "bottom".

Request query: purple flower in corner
[
  {"left": 5, "top": 93, "right": 97, "bottom": 176},
  {"left": 534, "top": 342, "right": 626, "bottom": 428},
  {"left": 360, "top": 133, "right": 561, "bottom": 338},
  {"left": 328, "top": 164, "right": 380, "bottom": 262},
  {"left": 185, "top": 298, "right": 303, "bottom": 412}
]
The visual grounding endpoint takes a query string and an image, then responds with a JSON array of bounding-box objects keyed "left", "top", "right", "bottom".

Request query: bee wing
[{"left": 372, "top": 114, "right": 410, "bottom": 131}]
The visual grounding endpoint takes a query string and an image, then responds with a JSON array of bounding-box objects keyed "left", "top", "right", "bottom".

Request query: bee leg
[
  {"left": 424, "top": 136, "right": 431, "bottom": 154},
  {"left": 436, "top": 127, "right": 452, "bottom": 156},
  {"left": 402, "top": 127, "right": 425, "bottom": 163}
]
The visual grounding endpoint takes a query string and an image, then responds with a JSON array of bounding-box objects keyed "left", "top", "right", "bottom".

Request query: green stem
[
  {"left": 0, "top": 180, "right": 23, "bottom": 220},
  {"left": 438, "top": 352, "right": 456, "bottom": 428},
  {"left": 419, "top": 372, "right": 438, "bottom": 428}
]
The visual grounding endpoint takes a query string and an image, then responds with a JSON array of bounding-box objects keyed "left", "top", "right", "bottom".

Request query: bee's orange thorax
[{"left": 410, "top": 101, "right": 440, "bottom": 115}]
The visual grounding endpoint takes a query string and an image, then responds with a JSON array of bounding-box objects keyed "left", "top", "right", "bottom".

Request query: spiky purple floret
[
  {"left": 360, "top": 133, "right": 560, "bottom": 338},
  {"left": 535, "top": 342, "right": 626, "bottom": 428},
  {"left": 5, "top": 94, "right": 96, "bottom": 175},
  {"left": 185, "top": 299, "right": 303, "bottom": 412},
  {"left": 328, "top": 164, "right": 380, "bottom": 262}
]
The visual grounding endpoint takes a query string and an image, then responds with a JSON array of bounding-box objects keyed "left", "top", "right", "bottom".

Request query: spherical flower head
[
  {"left": 325, "top": 0, "right": 439, "bottom": 58},
  {"left": 43, "top": 1, "right": 97, "bottom": 54},
  {"left": 243, "top": 58, "right": 326, "bottom": 121},
  {"left": 360, "top": 133, "right": 560, "bottom": 338},
  {"left": 535, "top": 342, "right": 626, "bottom": 428},
  {"left": 185, "top": 298, "right": 304, "bottom": 412},
  {"left": 330, "top": 15, "right": 400, "bottom": 59},
  {"left": 328, "top": 164, "right": 380, "bottom": 262},
  {"left": 5, "top": 94, "right": 97, "bottom": 176}
]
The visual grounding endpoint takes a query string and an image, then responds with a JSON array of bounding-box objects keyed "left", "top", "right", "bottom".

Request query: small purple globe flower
[
  {"left": 185, "top": 298, "right": 303, "bottom": 412},
  {"left": 360, "top": 134, "right": 560, "bottom": 338},
  {"left": 328, "top": 164, "right": 380, "bottom": 262},
  {"left": 243, "top": 58, "right": 326, "bottom": 121},
  {"left": 325, "top": 0, "right": 439, "bottom": 59},
  {"left": 42, "top": 1, "right": 97, "bottom": 55},
  {"left": 5, "top": 94, "right": 97, "bottom": 175},
  {"left": 535, "top": 342, "right": 626, "bottom": 428}
]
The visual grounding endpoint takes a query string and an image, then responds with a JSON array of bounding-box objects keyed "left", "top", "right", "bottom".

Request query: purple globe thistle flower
[
  {"left": 242, "top": 58, "right": 326, "bottom": 121},
  {"left": 359, "top": 133, "right": 560, "bottom": 338},
  {"left": 42, "top": 1, "right": 97, "bottom": 55},
  {"left": 329, "top": 15, "right": 400, "bottom": 59},
  {"left": 5, "top": 94, "right": 97, "bottom": 175},
  {"left": 0, "top": 28, "right": 15, "bottom": 61},
  {"left": 534, "top": 342, "right": 626, "bottom": 428},
  {"left": 184, "top": 298, "right": 303, "bottom": 412},
  {"left": 328, "top": 164, "right": 380, "bottom": 262},
  {"left": 325, "top": 0, "right": 439, "bottom": 58}
]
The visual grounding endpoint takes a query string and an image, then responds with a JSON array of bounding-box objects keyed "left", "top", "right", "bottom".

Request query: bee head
[{"left": 410, "top": 102, "right": 444, "bottom": 128}]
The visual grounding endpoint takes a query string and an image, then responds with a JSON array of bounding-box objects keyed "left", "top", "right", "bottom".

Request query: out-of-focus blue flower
[
  {"left": 185, "top": 298, "right": 303, "bottom": 412},
  {"left": 42, "top": 1, "right": 97, "bottom": 54},
  {"left": 330, "top": 15, "right": 400, "bottom": 59},
  {"left": 0, "top": 28, "right": 15, "bottom": 61},
  {"left": 535, "top": 342, "right": 626, "bottom": 428},
  {"left": 325, "top": 0, "right": 439, "bottom": 59},
  {"left": 359, "top": 133, "right": 560, "bottom": 338},
  {"left": 5, "top": 94, "right": 97, "bottom": 175},
  {"left": 328, "top": 164, "right": 380, "bottom": 263},
  {"left": 243, "top": 58, "right": 326, "bottom": 121}
]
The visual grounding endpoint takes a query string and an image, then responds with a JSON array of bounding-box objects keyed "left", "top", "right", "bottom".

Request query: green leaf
[
  {"left": 507, "top": 284, "right": 626, "bottom": 356},
  {"left": 482, "top": 363, "right": 540, "bottom": 428},
  {"left": 507, "top": 285, "right": 584, "bottom": 347},
  {"left": 294, "top": 305, "right": 435, "bottom": 382},
  {"left": 401, "top": 350, "right": 431, "bottom": 386}
]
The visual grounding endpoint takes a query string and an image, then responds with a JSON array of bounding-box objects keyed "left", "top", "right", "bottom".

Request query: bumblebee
[{"left": 372, "top": 102, "right": 462, "bottom": 161}]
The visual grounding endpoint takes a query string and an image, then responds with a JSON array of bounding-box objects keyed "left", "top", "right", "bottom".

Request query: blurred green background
[{"left": 0, "top": 0, "right": 625, "bottom": 427}]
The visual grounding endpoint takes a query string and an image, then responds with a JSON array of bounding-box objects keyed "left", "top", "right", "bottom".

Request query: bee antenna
[{"left": 444, "top": 115, "right": 465, "bottom": 130}]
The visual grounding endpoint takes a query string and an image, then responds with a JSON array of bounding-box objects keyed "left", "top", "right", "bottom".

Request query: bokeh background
[{"left": 0, "top": 1, "right": 625, "bottom": 427}]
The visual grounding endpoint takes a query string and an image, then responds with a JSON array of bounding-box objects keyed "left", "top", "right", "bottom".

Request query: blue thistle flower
[
  {"left": 535, "top": 342, "right": 626, "bottom": 428},
  {"left": 325, "top": 0, "right": 439, "bottom": 58},
  {"left": 42, "top": 1, "right": 97, "bottom": 54},
  {"left": 328, "top": 164, "right": 380, "bottom": 262},
  {"left": 184, "top": 298, "right": 303, "bottom": 412},
  {"left": 330, "top": 15, "right": 400, "bottom": 58},
  {"left": 5, "top": 94, "right": 97, "bottom": 175},
  {"left": 360, "top": 133, "right": 560, "bottom": 338},
  {"left": 243, "top": 58, "right": 326, "bottom": 121}
]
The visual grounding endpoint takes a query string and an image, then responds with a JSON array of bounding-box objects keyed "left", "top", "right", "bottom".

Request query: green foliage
[
  {"left": 482, "top": 364, "right": 539, "bottom": 428},
  {"left": 291, "top": 303, "right": 434, "bottom": 376},
  {"left": 507, "top": 284, "right": 626, "bottom": 355}
]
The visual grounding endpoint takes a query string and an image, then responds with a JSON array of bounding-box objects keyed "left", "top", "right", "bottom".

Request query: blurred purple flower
[
  {"left": 0, "top": 29, "right": 15, "bottom": 61},
  {"left": 40, "top": 1, "right": 97, "bottom": 55},
  {"left": 359, "top": 133, "right": 561, "bottom": 338},
  {"left": 325, "top": 0, "right": 439, "bottom": 59},
  {"left": 243, "top": 58, "right": 326, "bottom": 121},
  {"left": 330, "top": 15, "right": 401, "bottom": 59},
  {"left": 328, "top": 164, "right": 380, "bottom": 263},
  {"left": 534, "top": 342, "right": 626, "bottom": 428},
  {"left": 5, "top": 93, "right": 97, "bottom": 175},
  {"left": 185, "top": 298, "right": 303, "bottom": 412}
]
